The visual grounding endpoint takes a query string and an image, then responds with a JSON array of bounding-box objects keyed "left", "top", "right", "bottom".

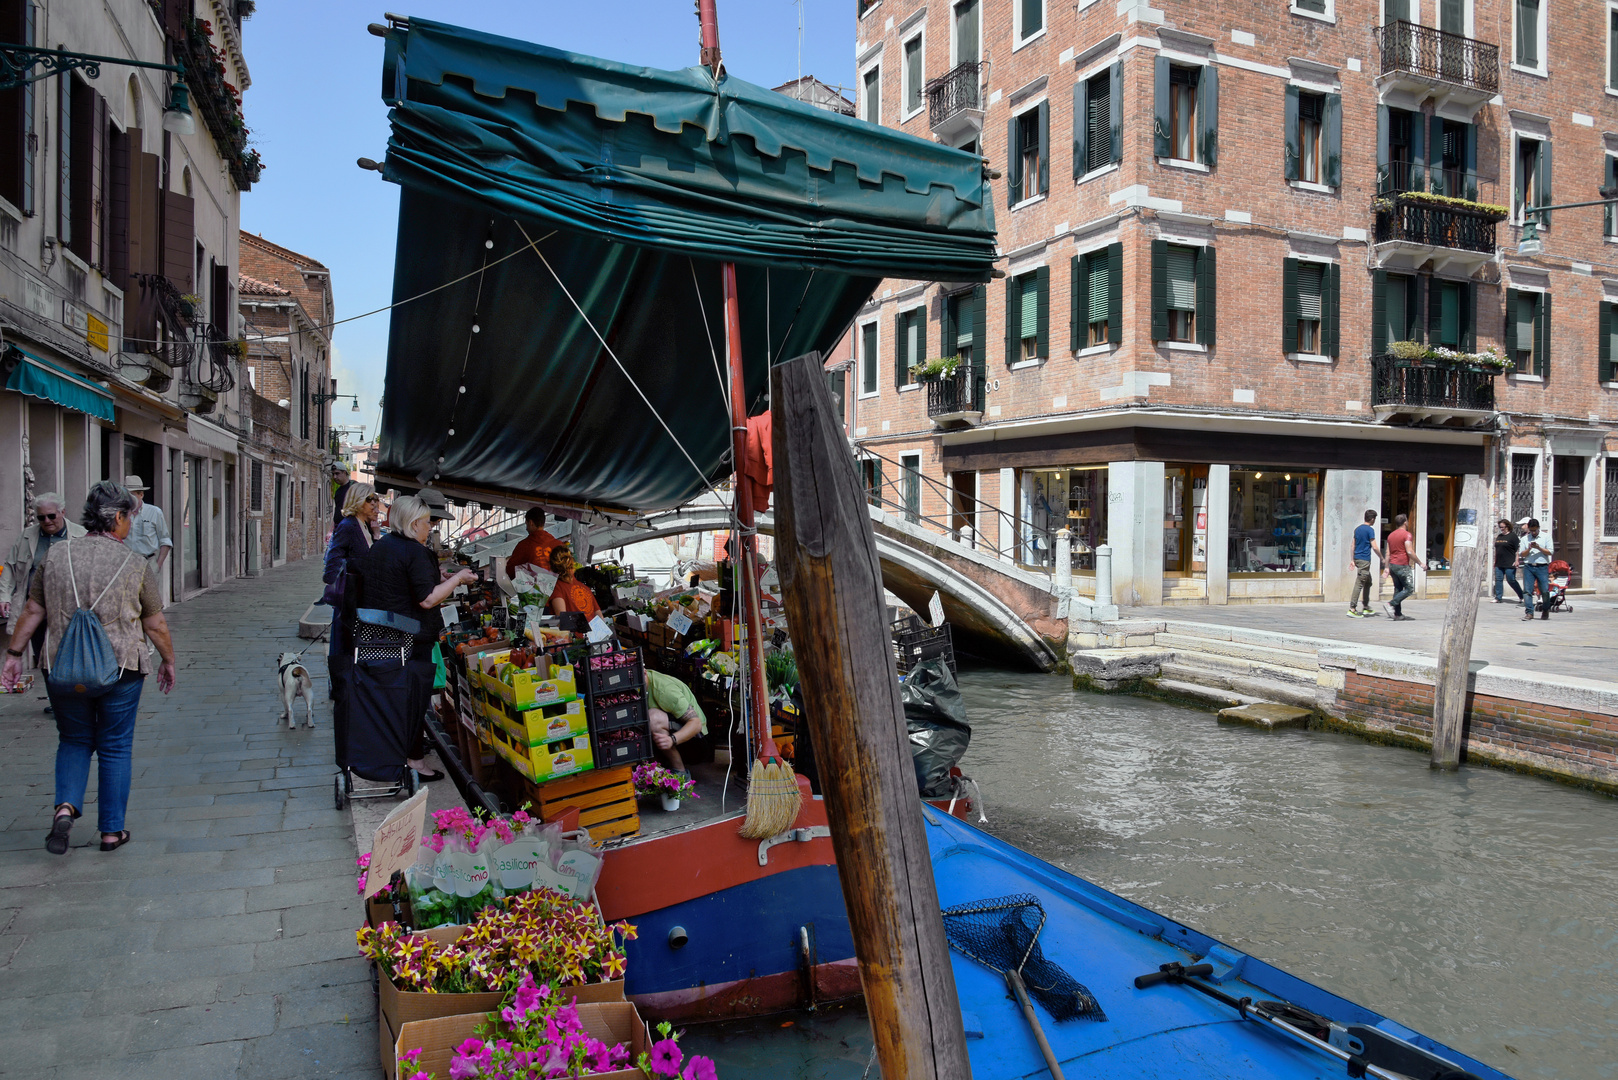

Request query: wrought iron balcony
[
  {"left": 1371, "top": 355, "right": 1496, "bottom": 428},
  {"left": 926, "top": 366, "right": 985, "bottom": 426},
  {"left": 925, "top": 61, "right": 983, "bottom": 141},
  {"left": 1372, "top": 21, "right": 1497, "bottom": 117},
  {"left": 1372, "top": 190, "right": 1503, "bottom": 275}
]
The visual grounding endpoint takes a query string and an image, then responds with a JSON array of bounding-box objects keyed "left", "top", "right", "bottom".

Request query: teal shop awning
[
  {"left": 374, "top": 18, "right": 997, "bottom": 513},
  {"left": 4, "top": 347, "right": 116, "bottom": 424}
]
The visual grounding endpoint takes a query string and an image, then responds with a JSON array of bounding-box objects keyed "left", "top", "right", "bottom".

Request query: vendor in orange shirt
[
  {"left": 506, "top": 508, "right": 561, "bottom": 580},
  {"left": 547, "top": 545, "right": 601, "bottom": 622}
]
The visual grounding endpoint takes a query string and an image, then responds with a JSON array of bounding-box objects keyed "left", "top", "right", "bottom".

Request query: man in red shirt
[
  {"left": 506, "top": 508, "right": 560, "bottom": 581},
  {"left": 1380, "top": 512, "right": 1426, "bottom": 621}
]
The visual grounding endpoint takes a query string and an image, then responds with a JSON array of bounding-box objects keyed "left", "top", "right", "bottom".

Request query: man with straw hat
[{"left": 123, "top": 476, "right": 172, "bottom": 573}]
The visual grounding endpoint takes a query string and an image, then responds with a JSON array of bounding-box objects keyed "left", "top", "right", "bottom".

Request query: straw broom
[{"left": 740, "top": 736, "right": 800, "bottom": 839}]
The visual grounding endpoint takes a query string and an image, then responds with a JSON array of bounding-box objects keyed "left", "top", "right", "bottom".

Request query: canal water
[{"left": 687, "top": 669, "right": 1617, "bottom": 1079}]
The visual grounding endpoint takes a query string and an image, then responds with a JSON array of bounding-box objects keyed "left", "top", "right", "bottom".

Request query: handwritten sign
[
  {"left": 365, "top": 787, "right": 428, "bottom": 899},
  {"left": 1453, "top": 507, "right": 1479, "bottom": 549},
  {"left": 440, "top": 602, "right": 460, "bottom": 627},
  {"left": 667, "top": 610, "right": 693, "bottom": 637},
  {"left": 587, "top": 615, "right": 613, "bottom": 644},
  {"left": 928, "top": 591, "right": 945, "bottom": 628}
]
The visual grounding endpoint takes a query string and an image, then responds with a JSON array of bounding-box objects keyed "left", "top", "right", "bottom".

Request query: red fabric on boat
[{"left": 745, "top": 412, "right": 773, "bottom": 511}]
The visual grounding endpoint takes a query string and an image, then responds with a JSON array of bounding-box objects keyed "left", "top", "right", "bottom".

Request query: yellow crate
[
  {"left": 491, "top": 724, "right": 593, "bottom": 782},
  {"left": 475, "top": 652, "right": 579, "bottom": 709},
  {"left": 496, "top": 699, "right": 588, "bottom": 747}
]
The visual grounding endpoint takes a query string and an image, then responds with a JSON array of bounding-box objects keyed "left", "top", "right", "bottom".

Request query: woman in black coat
[{"left": 324, "top": 482, "right": 379, "bottom": 767}]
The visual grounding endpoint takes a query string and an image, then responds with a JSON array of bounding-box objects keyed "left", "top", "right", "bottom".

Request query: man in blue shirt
[{"left": 1348, "top": 509, "right": 1378, "bottom": 618}]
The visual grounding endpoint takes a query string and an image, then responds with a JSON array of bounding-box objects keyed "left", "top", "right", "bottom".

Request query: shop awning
[
  {"left": 374, "top": 18, "right": 997, "bottom": 513},
  {"left": 3, "top": 346, "right": 116, "bottom": 424}
]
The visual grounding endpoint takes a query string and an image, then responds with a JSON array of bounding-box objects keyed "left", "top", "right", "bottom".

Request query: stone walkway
[
  {"left": 0, "top": 559, "right": 382, "bottom": 1080},
  {"left": 1130, "top": 591, "right": 1618, "bottom": 684}
]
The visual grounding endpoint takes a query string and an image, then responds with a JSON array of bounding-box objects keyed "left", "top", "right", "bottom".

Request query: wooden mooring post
[
  {"left": 1431, "top": 473, "right": 1490, "bottom": 770},
  {"left": 770, "top": 352, "right": 972, "bottom": 1079}
]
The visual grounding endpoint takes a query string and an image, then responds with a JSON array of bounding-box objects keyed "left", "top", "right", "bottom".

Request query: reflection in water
[
  {"left": 685, "top": 670, "right": 1616, "bottom": 1080},
  {"left": 959, "top": 669, "right": 1617, "bottom": 1080}
]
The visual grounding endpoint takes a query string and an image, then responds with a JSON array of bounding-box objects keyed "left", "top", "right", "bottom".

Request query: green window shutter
[
  {"left": 1463, "top": 123, "right": 1478, "bottom": 200},
  {"left": 1165, "top": 246, "right": 1196, "bottom": 310},
  {"left": 1536, "top": 292, "right": 1551, "bottom": 378},
  {"left": 1426, "top": 276, "right": 1443, "bottom": 345},
  {"left": 1429, "top": 115, "right": 1445, "bottom": 195},
  {"left": 1109, "top": 62, "right": 1123, "bottom": 164},
  {"left": 918, "top": 307, "right": 928, "bottom": 373},
  {"left": 1106, "top": 242, "right": 1123, "bottom": 345},
  {"left": 1606, "top": 157, "right": 1617, "bottom": 236},
  {"left": 1440, "top": 283, "right": 1460, "bottom": 346},
  {"left": 1150, "top": 239, "right": 1169, "bottom": 341},
  {"left": 1323, "top": 263, "right": 1341, "bottom": 357},
  {"left": 1460, "top": 281, "right": 1475, "bottom": 352},
  {"left": 1283, "top": 87, "right": 1300, "bottom": 181},
  {"left": 1407, "top": 275, "right": 1424, "bottom": 342},
  {"left": 1197, "top": 64, "right": 1219, "bottom": 165},
  {"left": 1035, "top": 264, "right": 1050, "bottom": 358},
  {"left": 1409, "top": 115, "right": 1425, "bottom": 190},
  {"left": 1004, "top": 275, "right": 1016, "bottom": 365},
  {"left": 1036, "top": 100, "right": 1050, "bottom": 195},
  {"left": 1088, "top": 253, "right": 1110, "bottom": 324},
  {"left": 1153, "top": 55, "right": 1172, "bottom": 159},
  {"left": 942, "top": 294, "right": 958, "bottom": 359},
  {"left": 1070, "top": 255, "right": 1084, "bottom": 351},
  {"left": 1021, "top": 0, "right": 1041, "bottom": 37},
  {"left": 894, "top": 312, "right": 906, "bottom": 387},
  {"left": 1282, "top": 258, "right": 1300, "bottom": 353},
  {"left": 1323, "top": 94, "right": 1341, "bottom": 188},
  {"left": 1376, "top": 105, "right": 1390, "bottom": 191},
  {"left": 1195, "top": 245, "right": 1217, "bottom": 346},
  {"left": 1504, "top": 288, "right": 1520, "bottom": 359},
  {"left": 1006, "top": 116, "right": 1020, "bottom": 209},
  {"left": 1600, "top": 303, "right": 1613, "bottom": 383},
  {"left": 1372, "top": 270, "right": 1388, "bottom": 358},
  {"left": 1298, "top": 264, "right": 1324, "bottom": 320},
  {"left": 972, "top": 285, "right": 987, "bottom": 363},
  {"left": 1538, "top": 139, "right": 1552, "bottom": 227},
  {"left": 1072, "top": 78, "right": 1088, "bottom": 180}
]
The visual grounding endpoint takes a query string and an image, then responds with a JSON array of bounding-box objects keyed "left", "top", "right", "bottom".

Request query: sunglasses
[{"left": 36, "top": 512, "right": 60, "bottom": 521}]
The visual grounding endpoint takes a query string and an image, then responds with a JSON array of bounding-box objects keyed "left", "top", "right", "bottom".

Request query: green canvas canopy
[{"left": 374, "top": 17, "right": 996, "bottom": 513}]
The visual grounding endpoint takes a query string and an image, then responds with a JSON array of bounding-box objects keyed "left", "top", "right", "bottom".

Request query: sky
[{"left": 237, "top": 1, "right": 856, "bottom": 449}]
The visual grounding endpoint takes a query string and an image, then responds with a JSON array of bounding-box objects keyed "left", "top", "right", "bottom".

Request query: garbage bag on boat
[{"left": 902, "top": 657, "right": 971, "bottom": 798}]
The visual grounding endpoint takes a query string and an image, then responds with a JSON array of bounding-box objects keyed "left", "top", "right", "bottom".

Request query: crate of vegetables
[
  {"left": 590, "top": 690, "right": 646, "bottom": 734},
  {"left": 594, "top": 725, "right": 653, "bottom": 768},
  {"left": 581, "top": 648, "right": 645, "bottom": 698}
]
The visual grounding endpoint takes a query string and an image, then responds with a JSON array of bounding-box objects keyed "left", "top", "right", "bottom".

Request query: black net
[{"left": 940, "top": 893, "right": 1106, "bottom": 1022}]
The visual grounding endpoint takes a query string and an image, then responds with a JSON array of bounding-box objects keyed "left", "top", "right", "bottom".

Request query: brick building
[
  {"left": 238, "top": 232, "right": 336, "bottom": 571},
  {"left": 0, "top": 0, "right": 259, "bottom": 605},
  {"left": 839, "top": 0, "right": 1618, "bottom": 605}
]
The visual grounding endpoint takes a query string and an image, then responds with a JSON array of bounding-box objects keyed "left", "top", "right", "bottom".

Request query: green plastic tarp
[
  {"left": 375, "top": 18, "right": 997, "bottom": 513},
  {"left": 4, "top": 347, "right": 116, "bottom": 424}
]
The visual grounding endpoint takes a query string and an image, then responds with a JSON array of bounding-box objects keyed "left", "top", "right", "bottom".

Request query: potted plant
[
  {"left": 631, "top": 763, "right": 698, "bottom": 812},
  {"left": 909, "top": 354, "right": 963, "bottom": 382}
]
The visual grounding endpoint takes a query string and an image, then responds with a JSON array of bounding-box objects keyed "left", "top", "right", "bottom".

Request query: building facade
[
  {"left": 238, "top": 232, "right": 336, "bottom": 571},
  {"left": 0, "top": 0, "right": 260, "bottom": 604},
  {"left": 841, "top": 0, "right": 1618, "bottom": 605}
]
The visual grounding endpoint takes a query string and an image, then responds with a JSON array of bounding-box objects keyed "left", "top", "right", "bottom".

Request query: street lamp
[
  {"left": 312, "top": 391, "right": 362, "bottom": 412},
  {"left": 0, "top": 44, "right": 194, "bottom": 132},
  {"left": 1518, "top": 183, "right": 1618, "bottom": 255}
]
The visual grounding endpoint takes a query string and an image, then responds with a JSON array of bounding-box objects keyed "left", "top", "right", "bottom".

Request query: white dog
[{"left": 277, "top": 652, "right": 315, "bottom": 729}]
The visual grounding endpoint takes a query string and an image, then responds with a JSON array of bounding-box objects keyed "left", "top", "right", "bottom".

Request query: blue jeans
[
  {"left": 51, "top": 670, "right": 145, "bottom": 834},
  {"left": 1389, "top": 565, "right": 1415, "bottom": 609},
  {"left": 1494, "top": 565, "right": 1523, "bottom": 601},
  {"left": 1523, "top": 563, "right": 1550, "bottom": 615}
]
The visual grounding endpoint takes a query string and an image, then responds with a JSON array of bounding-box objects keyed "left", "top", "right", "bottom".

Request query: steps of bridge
[
  {"left": 1155, "top": 661, "right": 1321, "bottom": 710},
  {"left": 1147, "top": 678, "right": 1272, "bottom": 711},
  {"left": 1153, "top": 632, "right": 1321, "bottom": 674}
]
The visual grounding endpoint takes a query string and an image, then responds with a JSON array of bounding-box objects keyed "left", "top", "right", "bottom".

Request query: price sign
[
  {"left": 440, "top": 602, "right": 459, "bottom": 627},
  {"left": 928, "top": 591, "right": 945, "bottom": 628},
  {"left": 587, "top": 615, "right": 613, "bottom": 643},
  {"left": 365, "top": 788, "right": 429, "bottom": 899},
  {"left": 668, "top": 610, "right": 694, "bottom": 637}
]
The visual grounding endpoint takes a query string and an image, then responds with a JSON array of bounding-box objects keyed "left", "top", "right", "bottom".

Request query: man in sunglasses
[{"left": 2, "top": 492, "right": 87, "bottom": 668}]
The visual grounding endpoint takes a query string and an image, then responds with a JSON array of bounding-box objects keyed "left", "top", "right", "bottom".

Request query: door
[
  {"left": 1553, "top": 456, "right": 1583, "bottom": 587},
  {"left": 900, "top": 453, "right": 922, "bottom": 525},
  {"left": 1381, "top": 471, "right": 1418, "bottom": 549},
  {"left": 273, "top": 473, "right": 287, "bottom": 563},
  {"left": 183, "top": 455, "right": 202, "bottom": 592}
]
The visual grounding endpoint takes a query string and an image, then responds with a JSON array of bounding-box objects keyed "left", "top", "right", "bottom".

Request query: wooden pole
[
  {"left": 1431, "top": 472, "right": 1490, "bottom": 770},
  {"left": 771, "top": 352, "right": 971, "bottom": 1080}
]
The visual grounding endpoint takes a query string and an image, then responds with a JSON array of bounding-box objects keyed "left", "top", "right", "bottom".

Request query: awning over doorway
[
  {"left": 373, "top": 18, "right": 998, "bottom": 513},
  {"left": 3, "top": 346, "right": 116, "bottom": 424}
]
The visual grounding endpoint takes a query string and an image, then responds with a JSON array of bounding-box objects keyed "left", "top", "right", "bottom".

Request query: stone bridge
[{"left": 582, "top": 505, "right": 1115, "bottom": 671}]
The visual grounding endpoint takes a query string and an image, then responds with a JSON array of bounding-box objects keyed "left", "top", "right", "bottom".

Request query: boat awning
[
  {"left": 375, "top": 18, "right": 997, "bottom": 513},
  {"left": 4, "top": 346, "right": 116, "bottom": 424}
]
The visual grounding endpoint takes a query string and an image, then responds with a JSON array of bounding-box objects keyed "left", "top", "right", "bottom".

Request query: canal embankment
[{"left": 1066, "top": 596, "right": 1618, "bottom": 796}]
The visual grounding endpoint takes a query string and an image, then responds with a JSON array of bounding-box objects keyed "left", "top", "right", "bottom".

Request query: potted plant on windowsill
[
  {"left": 1371, "top": 190, "right": 1510, "bottom": 220},
  {"left": 1386, "top": 339, "right": 1511, "bottom": 373},
  {"left": 909, "top": 355, "right": 964, "bottom": 382}
]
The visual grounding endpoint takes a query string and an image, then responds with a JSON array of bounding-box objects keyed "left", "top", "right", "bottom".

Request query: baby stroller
[
  {"left": 334, "top": 608, "right": 424, "bottom": 810},
  {"left": 1543, "top": 560, "right": 1573, "bottom": 614}
]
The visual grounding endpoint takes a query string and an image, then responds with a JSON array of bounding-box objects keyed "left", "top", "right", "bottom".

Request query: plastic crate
[
  {"left": 591, "top": 693, "right": 646, "bottom": 734},
  {"left": 594, "top": 725, "right": 653, "bottom": 768},
  {"left": 582, "top": 650, "right": 645, "bottom": 698},
  {"left": 892, "top": 617, "right": 956, "bottom": 678}
]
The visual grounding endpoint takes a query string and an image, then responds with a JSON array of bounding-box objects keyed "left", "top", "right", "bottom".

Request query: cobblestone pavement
[
  {"left": 1131, "top": 591, "right": 1618, "bottom": 683},
  {"left": 0, "top": 559, "right": 384, "bottom": 1080}
]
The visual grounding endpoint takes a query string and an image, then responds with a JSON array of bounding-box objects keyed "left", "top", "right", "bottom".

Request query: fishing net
[{"left": 940, "top": 893, "right": 1106, "bottom": 1022}]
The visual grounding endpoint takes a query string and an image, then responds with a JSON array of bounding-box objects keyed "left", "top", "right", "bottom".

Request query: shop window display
[
  {"left": 1027, "top": 467, "right": 1108, "bottom": 570},
  {"left": 1427, "top": 476, "right": 1456, "bottom": 570},
  {"left": 1228, "top": 469, "right": 1319, "bottom": 573}
]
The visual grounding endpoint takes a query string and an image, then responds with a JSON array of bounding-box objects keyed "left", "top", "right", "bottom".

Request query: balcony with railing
[
  {"left": 1371, "top": 355, "right": 1496, "bottom": 428},
  {"left": 1372, "top": 167, "right": 1504, "bottom": 275},
  {"left": 925, "top": 61, "right": 983, "bottom": 142},
  {"left": 925, "top": 365, "right": 985, "bottom": 427},
  {"left": 1372, "top": 20, "right": 1498, "bottom": 118}
]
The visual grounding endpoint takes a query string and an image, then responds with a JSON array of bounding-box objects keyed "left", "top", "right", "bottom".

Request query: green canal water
[{"left": 685, "top": 669, "right": 1618, "bottom": 1079}]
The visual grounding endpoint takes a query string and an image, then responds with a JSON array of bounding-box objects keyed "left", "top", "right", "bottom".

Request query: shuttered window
[
  {"left": 1009, "top": 103, "right": 1049, "bottom": 205},
  {"left": 1296, "top": 264, "right": 1323, "bottom": 322},
  {"left": 862, "top": 65, "right": 880, "bottom": 124},
  {"left": 1438, "top": 281, "right": 1461, "bottom": 347},
  {"left": 954, "top": 0, "right": 979, "bottom": 64},
  {"left": 1155, "top": 59, "right": 1218, "bottom": 166},
  {"left": 1020, "top": 0, "right": 1042, "bottom": 40},
  {"left": 1515, "top": 295, "right": 1536, "bottom": 362},
  {"left": 861, "top": 322, "right": 878, "bottom": 394},
  {"left": 895, "top": 307, "right": 925, "bottom": 388},
  {"left": 1073, "top": 63, "right": 1122, "bottom": 180},
  {"left": 1605, "top": 157, "right": 1617, "bottom": 237},
  {"left": 1284, "top": 259, "right": 1338, "bottom": 356},
  {"left": 1504, "top": 289, "right": 1548, "bottom": 378},
  {"left": 1600, "top": 302, "right": 1618, "bottom": 384},
  {"left": 1086, "top": 72, "right": 1110, "bottom": 173},
  {"left": 1386, "top": 276, "right": 1407, "bottom": 348},
  {"left": 1296, "top": 0, "right": 1325, "bottom": 11},
  {"left": 904, "top": 36, "right": 923, "bottom": 115},
  {"left": 1005, "top": 269, "right": 1048, "bottom": 363},
  {"left": 1611, "top": 9, "right": 1618, "bottom": 90},
  {"left": 1516, "top": 0, "right": 1540, "bottom": 68},
  {"left": 1087, "top": 257, "right": 1110, "bottom": 325},
  {"left": 1166, "top": 247, "right": 1196, "bottom": 311},
  {"left": 250, "top": 460, "right": 264, "bottom": 512}
]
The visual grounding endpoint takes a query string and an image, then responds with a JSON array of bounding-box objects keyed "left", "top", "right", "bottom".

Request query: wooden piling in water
[
  {"left": 770, "top": 352, "right": 972, "bottom": 1079},
  {"left": 1431, "top": 472, "right": 1490, "bottom": 770}
]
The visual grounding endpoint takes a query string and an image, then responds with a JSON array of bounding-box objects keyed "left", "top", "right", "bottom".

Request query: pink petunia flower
[
  {"left": 682, "top": 1056, "right": 718, "bottom": 1080},
  {"left": 648, "top": 1038, "right": 683, "bottom": 1075}
]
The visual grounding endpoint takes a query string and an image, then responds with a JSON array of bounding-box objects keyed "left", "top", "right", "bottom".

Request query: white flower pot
[{"left": 660, "top": 794, "right": 681, "bottom": 812}]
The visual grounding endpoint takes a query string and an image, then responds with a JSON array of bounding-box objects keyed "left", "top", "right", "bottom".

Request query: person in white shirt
[
  {"left": 122, "top": 475, "right": 172, "bottom": 570},
  {"left": 1517, "top": 518, "right": 1552, "bottom": 622},
  {"left": 1, "top": 492, "right": 87, "bottom": 664}
]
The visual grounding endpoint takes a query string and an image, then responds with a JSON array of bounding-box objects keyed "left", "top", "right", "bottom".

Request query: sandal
[
  {"left": 99, "top": 830, "right": 131, "bottom": 852},
  {"left": 45, "top": 808, "right": 74, "bottom": 855}
]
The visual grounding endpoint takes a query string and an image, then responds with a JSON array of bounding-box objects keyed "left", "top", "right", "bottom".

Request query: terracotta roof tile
[{"left": 239, "top": 273, "right": 292, "bottom": 297}]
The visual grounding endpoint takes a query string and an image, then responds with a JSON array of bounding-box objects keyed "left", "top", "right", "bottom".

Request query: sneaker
[
  {"left": 1392, "top": 614, "right": 1415, "bottom": 622},
  {"left": 1361, "top": 609, "right": 1382, "bottom": 617},
  {"left": 1491, "top": 598, "right": 1503, "bottom": 604},
  {"left": 1382, "top": 603, "right": 1396, "bottom": 618},
  {"left": 1346, "top": 609, "right": 1364, "bottom": 618}
]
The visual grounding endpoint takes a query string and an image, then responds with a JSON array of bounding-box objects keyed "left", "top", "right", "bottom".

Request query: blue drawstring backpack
[{"left": 46, "top": 541, "right": 135, "bottom": 699}]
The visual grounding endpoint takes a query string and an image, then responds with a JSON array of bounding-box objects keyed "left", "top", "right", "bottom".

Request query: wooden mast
[{"left": 772, "top": 351, "right": 973, "bottom": 1079}]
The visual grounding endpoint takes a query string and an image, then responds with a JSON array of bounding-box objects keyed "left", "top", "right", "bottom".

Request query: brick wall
[{"left": 1334, "top": 669, "right": 1618, "bottom": 792}]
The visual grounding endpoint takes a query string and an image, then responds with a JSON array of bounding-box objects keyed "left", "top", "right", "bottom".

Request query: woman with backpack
[{"left": 0, "top": 481, "right": 176, "bottom": 854}]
